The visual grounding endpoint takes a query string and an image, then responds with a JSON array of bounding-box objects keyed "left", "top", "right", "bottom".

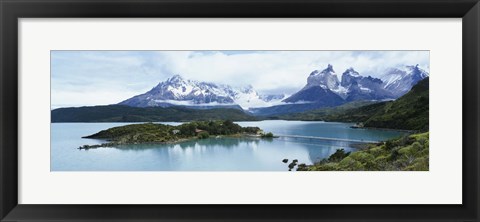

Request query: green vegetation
[
  {"left": 277, "top": 100, "right": 379, "bottom": 121},
  {"left": 80, "top": 120, "right": 263, "bottom": 149},
  {"left": 292, "top": 80, "right": 429, "bottom": 171},
  {"left": 327, "top": 149, "right": 351, "bottom": 162},
  {"left": 71, "top": 78, "right": 429, "bottom": 172},
  {"left": 52, "top": 105, "right": 258, "bottom": 122},
  {"left": 261, "top": 132, "right": 274, "bottom": 138},
  {"left": 279, "top": 78, "right": 429, "bottom": 131},
  {"left": 362, "top": 78, "right": 429, "bottom": 131},
  {"left": 197, "top": 132, "right": 210, "bottom": 139},
  {"left": 297, "top": 132, "right": 429, "bottom": 171}
]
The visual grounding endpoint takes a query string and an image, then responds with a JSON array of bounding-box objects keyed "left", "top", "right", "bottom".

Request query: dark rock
[{"left": 288, "top": 162, "right": 297, "bottom": 170}]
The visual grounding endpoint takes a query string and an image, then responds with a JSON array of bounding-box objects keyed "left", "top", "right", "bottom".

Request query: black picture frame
[{"left": 1, "top": 0, "right": 479, "bottom": 221}]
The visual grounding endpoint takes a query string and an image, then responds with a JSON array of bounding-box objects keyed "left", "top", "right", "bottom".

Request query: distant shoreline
[
  {"left": 57, "top": 119, "right": 416, "bottom": 134},
  {"left": 350, "top": 126, "right": 415, "bottom": 133}
]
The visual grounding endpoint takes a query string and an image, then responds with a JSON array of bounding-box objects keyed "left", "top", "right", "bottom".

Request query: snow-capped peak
[
  {"left": 310, "top": 64, "right": 336, "bottom": 76},
  {"left": 167, "top": 74, "right": 185, "bottom": 83},
  {"left": 381, "top": 65, "right": 429, "bottom": 97},
  {"left": 119, "top": 75, "right": 286, "bottom": 110},
  {"left": 340, "top": 68, "right": 361, "bottom": 88},
  {"left": 241, "top": 85, "right": 256, "bottom": 94},
  {"left": 306, "top": 64, "right": 340, "bottom": 90}
]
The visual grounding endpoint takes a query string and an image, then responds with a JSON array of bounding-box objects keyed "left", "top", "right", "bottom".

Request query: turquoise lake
[{"left": 51, "top": 121, "right": 406, "bottom": 171}]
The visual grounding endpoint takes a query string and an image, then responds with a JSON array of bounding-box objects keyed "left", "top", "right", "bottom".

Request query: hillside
[
  {"left": 298, "top": 132, "right": 429, "bottom": 171},
  {"left": 51, "top": 105, "right": 258, "bottom": 122},
  {"left": 362, "top": 77, "right": 429, "bottom": 131},
  {"left": 279, "top": 77, "right": 429, "bottom": 131},
  {"left": 276, "top": 100, "right": 380, "bottom": 121}
]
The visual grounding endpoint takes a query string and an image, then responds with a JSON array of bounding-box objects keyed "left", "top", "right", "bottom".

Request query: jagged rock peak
[
  {"left": 167, "top": 74, "right": 184, "bottom": 82},
  {"left": 310, "top": 64, "right": 335, "bottom": 76},
  {"left": 306, "top": 64, "right": 339, "bottom": 89},
  {"left": 343, "top": 67, "right": 360, "bottom": 76},
  {"left": 325, "top": 64, "right": 334, "bottom": 72},
  {"left": 380, "top": 65, "right": 429, "bottom": 97}
]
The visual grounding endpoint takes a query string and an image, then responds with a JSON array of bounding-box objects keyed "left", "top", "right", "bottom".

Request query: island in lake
[{"left": 79, "top": 120, "right": 273, "bottom": 149}]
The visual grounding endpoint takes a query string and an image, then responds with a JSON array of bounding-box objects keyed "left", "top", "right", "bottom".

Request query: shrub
[
  {"left": 197, "top": 132, "right": 210, "bottom": 139},
  {"left": 411, "top": 141, "right": 423, "bottom": 153},
  {"left": 398, "top": 146, "right": 413, "bottom": 155},
  {"left": 312, "top": 162, "right": 339, "bottom": 171},
  {"left": 388, "top": 149, "right": 400, "bottom": 161},
  {"left": 385, "top": 140, "right": 395, "bottom": 150},
  {"left": 349, "top": 152, "right": 374, "bottom": 163},
  {"left": 275, "top": 132, "right": 429, "bottom": 171},
  {"left": 338, "top": 157, "right": 364, "bottom": 170},
  {"left": 328, "top": 149, "right": 350, "bottom": 162},
  {"left": 368, "top": 146, "right": 386, "bottom": 156},
  {"left": 261, "top": 132, "right": 274, "bottom": 138}
]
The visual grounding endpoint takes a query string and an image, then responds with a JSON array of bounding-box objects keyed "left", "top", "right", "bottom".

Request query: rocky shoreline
[{"left": 78, "top": 133, "right": 265, "bottom": 150}]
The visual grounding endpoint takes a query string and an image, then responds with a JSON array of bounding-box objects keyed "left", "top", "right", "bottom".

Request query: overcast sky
[{"left": 51, "top": 50, "right": 429, "bottom": 109}]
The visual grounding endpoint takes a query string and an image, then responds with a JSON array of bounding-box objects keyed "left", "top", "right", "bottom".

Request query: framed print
[
  {"left": 49, "top": 50, "right": 429, "bottom": 172},
  {"left": 1, "top": 0, "right": 479, "bottom": 221}
]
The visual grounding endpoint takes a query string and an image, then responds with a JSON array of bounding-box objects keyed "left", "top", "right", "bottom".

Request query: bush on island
[
  {"left": 261, "top": 132, "right": 274, "bottom": 138},
  {"left": 197, "top": 132, "right": 210, "bottom": 139}
]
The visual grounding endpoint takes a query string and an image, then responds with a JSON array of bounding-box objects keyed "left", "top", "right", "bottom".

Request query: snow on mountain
[
  {"left": 229, "top": 85, "right": 286, "bottom": 109},
  {"left": 340, "top": 68, "right": 361, "bottom": 87},
  {"left": 118, "top": 75, "right": 285, "bottom": 110},
  {"left": 306, "top": 64, "right": 340, "bottom": 90},
  {"left": 283, "top": 64, "right": 395, "bottom": 104},
  {"left": 259, "top": 94, "right": 286, "bottom": 102},
  {"left": 339, "top": 68, "right": 395, "bottom": 102},
  {"left": 282, "top": 64, "right": 345, "bottom": 106},
  {"left": 381, "top": 65, "right": 429, "bottom": 97},
  {"left": 118, "top": 64, "right": 428, "bottom": 114}
]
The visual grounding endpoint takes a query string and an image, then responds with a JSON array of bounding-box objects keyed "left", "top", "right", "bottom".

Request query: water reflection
[
  {"left": 108, "top": 136, "right": 357, "bottom": 167},
  {"left": 113, "top": 137, "right": 264, "bottom": 150},
  {"left": 51, "top": 121, "right": 405, "bottom": 171}
]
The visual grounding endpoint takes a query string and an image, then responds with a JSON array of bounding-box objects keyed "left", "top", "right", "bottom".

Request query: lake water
[{"left": 51, "top": 121, "right": 406, "bottom": 171}]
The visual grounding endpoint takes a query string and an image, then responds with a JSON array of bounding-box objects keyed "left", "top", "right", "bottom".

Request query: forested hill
[
  {"left": 51, "top": 105, "right": 258, "bottom": 122},
  {"left": 361, "top": 77, "right": 429, "bottom": 131},
  {"left": 280, "top": 77, "right": 429, "bottom": 131}
]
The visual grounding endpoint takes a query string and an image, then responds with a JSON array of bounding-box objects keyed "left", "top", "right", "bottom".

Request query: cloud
[{"left": 51, "top": 50, "right": 429, "bottom": 108}]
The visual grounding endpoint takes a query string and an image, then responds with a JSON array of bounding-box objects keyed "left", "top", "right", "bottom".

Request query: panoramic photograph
[{"left": 51, "top": 50, "right": 429, "bottom": 171}]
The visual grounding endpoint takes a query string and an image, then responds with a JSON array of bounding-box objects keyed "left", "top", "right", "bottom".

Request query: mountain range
[
  {"left": 69, "top": 64, "right": 429, "bottom": 117},
  {"left": 280, "top": 77, "right": 430, "bottom": 131},
  {"left": 381, "top": 65, "right": 429, "bottom": 97},
  {"left": 118, "top": 75, "right": 285, "bottom": 110},
  {"left": 252, "top": 64, "right": 428, "bottom": 115},
  {"left": 51, "top": 77, "right": 429, "bottom": 130}
]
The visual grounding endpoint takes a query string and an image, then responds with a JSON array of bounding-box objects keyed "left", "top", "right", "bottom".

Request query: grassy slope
[
  {"left": 300, "top": 132, "right": 429, "bottom": 171},
  {"left": 52, "top": 105, "right": 258, "bottom": 122}
]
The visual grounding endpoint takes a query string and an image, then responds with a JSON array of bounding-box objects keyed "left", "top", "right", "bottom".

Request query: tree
[
  {"left": 261, "top": 132, "right": 274, "bottom": 138},
  {"left": 197, "top": 132, "right": 210, "bottom": 139},
  {"left": 328, "top": 149, "right": 350, "bottom": 162}
]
